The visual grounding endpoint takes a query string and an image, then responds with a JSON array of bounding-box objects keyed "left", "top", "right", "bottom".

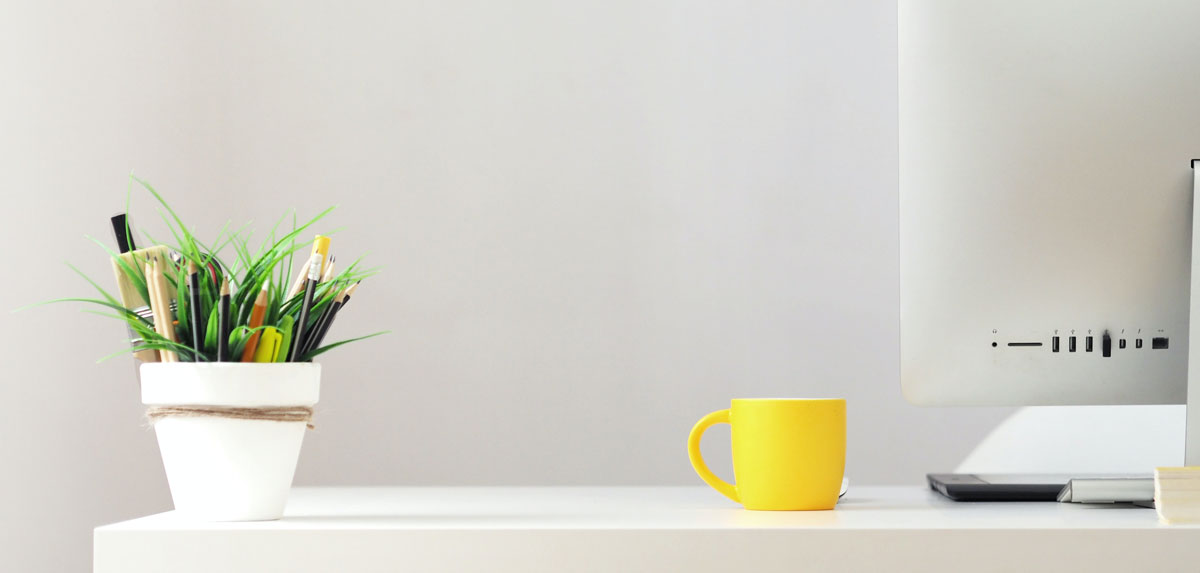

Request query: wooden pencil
[
  {"left": 240, "top": 282, "right": 270, "bottom": 362},
  {"left": 320, "top": 255, "right": 336, "bottom": 283},
  {"left": 142, "top": 261, "right": 161, "bottom": 362},
  {"left": 112, "top": 244, "right": 170, "bottom": 364},
  {"left": 287, "top": 236, "right": 330, "bottom": 300},
  {"left": 286, "top": 254, "right": 315, "bottom": 299},
  {"left": 155, "top": 258, "right": 180, "bottom": 362},
  {"left": 147, "top": 258, "right": 178, "bottom": 362},
  {"left": 340, "top": 280, "right": 360, "bottom": 306}
]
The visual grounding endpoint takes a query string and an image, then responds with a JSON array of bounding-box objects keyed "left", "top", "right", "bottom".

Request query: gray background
[{"left": 1, "top": 1, "right": 1010, "bottom": 570}]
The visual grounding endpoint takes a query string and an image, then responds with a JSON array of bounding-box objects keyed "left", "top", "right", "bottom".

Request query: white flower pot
[{"left": 140, "top": 363, "right": 320, "bottom": 521}]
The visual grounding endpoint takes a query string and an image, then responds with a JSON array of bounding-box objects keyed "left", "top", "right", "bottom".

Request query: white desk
[{"left": 95, "top": 486, "right": 1200, "bottom": 572}]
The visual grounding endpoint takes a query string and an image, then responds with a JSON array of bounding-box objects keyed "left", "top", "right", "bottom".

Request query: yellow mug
[{"left": 688, "top": 398, "right": 846, "bottom": 510}]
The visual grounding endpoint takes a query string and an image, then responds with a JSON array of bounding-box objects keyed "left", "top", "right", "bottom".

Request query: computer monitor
[{"left": 898, "top": 1, "right": 1200, "bottom": 414}]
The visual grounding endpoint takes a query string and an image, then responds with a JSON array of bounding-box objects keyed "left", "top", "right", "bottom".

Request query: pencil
[
  {"left": 286, "top": 236, "right": 331, "bottom": 297},
  {"left": 301, "top": 256, "right": 336, "bottom": 353},
  {"left": 286, "top": 254, "right": 314, "bottom": 300},
  {"left": 240, "top": 282, "right": 269, "bottom": 362},
  {"left": 305, "top": 280, "right": 358, "bottom": 355},
  {"left": 147, "top": 258, "right": 178, "bottom": 362},
  {"left": 320, "top": 255, "right": 336, "bottom": 283},
  {"left": 312, "top": 235, "right": 331, "bottom": 276},
  {"left": 142, "top": 260, "right": 161, "bottom": 362},
  {"left": 155, "top": 258, "right": 180, "bottom": 361},
  {"left": 288, "top": 253, "right": 323, "bottom": 361},
  {"left": 111, "top": 244, "right": 170, "bottom": 364},
  {"left": 187, "top": 261, "right": 204, "bottom": 360},
  {"left": 216, "top": 277, "right": 230, "bottom": 361},
  {"left": 301, "top": 284, "right": 346, "bottom": 357}
]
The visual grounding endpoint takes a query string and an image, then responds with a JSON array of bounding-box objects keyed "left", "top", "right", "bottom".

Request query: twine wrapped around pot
[{"left": 146, "top": 406, "right": 315, "bottom": 429}]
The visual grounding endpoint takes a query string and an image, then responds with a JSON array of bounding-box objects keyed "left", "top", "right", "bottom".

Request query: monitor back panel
[{"left": 899, "top": 0, "right": 1200, "bottom": 405}]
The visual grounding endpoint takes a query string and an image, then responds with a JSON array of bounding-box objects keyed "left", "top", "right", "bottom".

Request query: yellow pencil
[
  {"left": 285, "top": 237, "right": 331, "bottom": 299},
  {"left": 312, "top": 235, "right": 331, "bottom": 277}
]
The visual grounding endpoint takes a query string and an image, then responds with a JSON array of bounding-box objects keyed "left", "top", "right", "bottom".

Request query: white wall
[{"left": 0, "top": 1, "right": 1012, "bottom": 571}]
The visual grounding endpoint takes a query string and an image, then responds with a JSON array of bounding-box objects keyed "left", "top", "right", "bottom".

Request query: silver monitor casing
[{"left": 899, "top": 1, "right": 1200, "bottom": 412}]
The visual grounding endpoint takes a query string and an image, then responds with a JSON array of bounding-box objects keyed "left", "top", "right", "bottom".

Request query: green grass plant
[{"left": 29, "top": 174, "right": 386, "bottom": 363}]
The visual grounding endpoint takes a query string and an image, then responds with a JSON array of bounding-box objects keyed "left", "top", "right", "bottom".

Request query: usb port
[
  {"left": 1136, "top": 339, "right": 1144, "bottom": 349},
  {"left": 1085, "top": 336, "right": 1094, "bottom": 352},
  {"left": 1069, "top": 336, "right": 1077, "bottom": 352},
  {"left": 1119, "top": 339, "right": 1127, "bottom": 349},
  {"left": 1153, "top": 337, "right": 1169, "bottom": 349},
  {"left": 1052, "top": 336, "right": 1060, "bottom": 352}
]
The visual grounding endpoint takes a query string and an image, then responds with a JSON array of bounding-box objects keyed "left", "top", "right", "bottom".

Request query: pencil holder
[{"left": 141, "top": 362, "right": 320, "bottom": 521}]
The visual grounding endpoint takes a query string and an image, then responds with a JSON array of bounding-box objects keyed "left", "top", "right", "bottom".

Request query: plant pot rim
[
  {"left": 141, "top": 362, "right": 321, "bottom": 407},
  {"left": 141, "top": 362, "right": 321, "bottom": 370}
]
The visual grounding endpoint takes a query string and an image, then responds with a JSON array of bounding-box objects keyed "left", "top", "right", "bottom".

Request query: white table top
[{"left": 95, "top": 486, "right": 1200, "bottom": 573}]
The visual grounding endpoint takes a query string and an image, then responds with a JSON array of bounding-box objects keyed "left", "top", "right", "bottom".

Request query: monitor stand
[
  {"left": 930, "top": 163, "right": 1200, "bottom": 502},
  {"left": 1185, "top": 159, "right": 1200, "bottom": 465}
]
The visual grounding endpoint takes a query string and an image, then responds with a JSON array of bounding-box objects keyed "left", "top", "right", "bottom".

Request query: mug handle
[{"left": 687, "top": 409, "right": 739, "bottom": 503}]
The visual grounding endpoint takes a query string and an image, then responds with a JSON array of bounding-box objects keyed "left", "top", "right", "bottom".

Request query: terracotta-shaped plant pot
[{"left": 141, "top": 363, "right": 320, "bottom": 521}]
